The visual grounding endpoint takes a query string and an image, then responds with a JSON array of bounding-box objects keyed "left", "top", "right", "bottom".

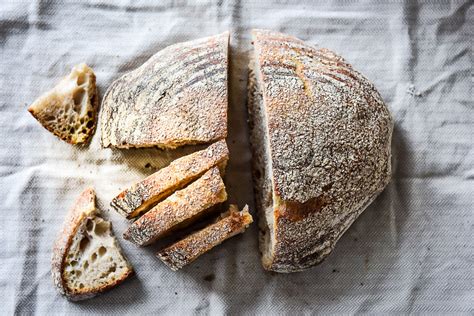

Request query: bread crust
[
  {"left": 100, "top": 32, "right": 229, "bottom": 149},
  {"left": 51, "top": 188, "right": 134, "bottom": 300},
  {"left": 249, "top": 29, "right": 393, "bottom": 272},
  {"left": 123, "top": 167, "right": 227, "bottom": 246},
  {"left": 111, "top": 140, "right": 229, "bottom": 219},
  {"left": 157, "top": 205, "right": 253, "bottom": 271}
]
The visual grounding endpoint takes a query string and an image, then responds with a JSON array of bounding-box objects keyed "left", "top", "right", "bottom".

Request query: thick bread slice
[
  {"left": 51, "top": 188, "right": 133, "bottom": 301},
  {"left": 28, "top": 63, "right": 99, "bottom": 144},
  {"left": 100, "top": 32, "right": 229, "bottom": 149},
  {"left": 123, "top": 167, "right": 227, "bottom": 246},
  {"left": 248, "top": 29, "right": 393, "bottom": 272},
  {"left": 157, "top": 205, "right": 253, "bottom": 271},
  {"left": 112, "top": 140, "right": 229, "bottom": 219}
]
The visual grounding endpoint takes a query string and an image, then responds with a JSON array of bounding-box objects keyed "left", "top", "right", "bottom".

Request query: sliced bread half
[
  {"left": 100, "top": 32, "right": 229, "bottom": 149},
  {"left": 248, "top": 29, "right": 393, "bottom": 272}
]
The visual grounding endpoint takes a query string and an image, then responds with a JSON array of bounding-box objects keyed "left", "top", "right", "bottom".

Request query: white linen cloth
[{"left": 0, "top": 0, "right": 472, "bottom": 314}]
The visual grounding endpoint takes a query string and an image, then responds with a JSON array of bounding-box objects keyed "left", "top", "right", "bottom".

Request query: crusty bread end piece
[
  {"left": 51, "top": 188, "right": 133, "bottom": 301},
  {"left": 28, "top": 63, "right": 99, "bottom": 144},
  {"left": 157, "top": 205, "right": 253, "bottom": 271},
  {"left": 123, "top": 167, "right": 227, "bottom": 246},
  {"left": 112, "top": 140, "right": 229, "bottom": 219}
]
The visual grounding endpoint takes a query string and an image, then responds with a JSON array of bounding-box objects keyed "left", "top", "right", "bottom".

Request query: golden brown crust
[
  {"left": 157, "top": 205, "right": 253, "bottom": 271},
  {"left": 28, "top": 63, "right": 99, "bottom": 145},
  {"left": 51, "top": 188, "right": 134, "bottom": 301},
  {"left": 249, "top": 29, "right": 393, "bottom": 272},
  {"left": 123, "top": 167, "right": 227, "bottom": 246},
  {"left": 100, "top": 32, "right": 229, "bottom": 149},
  {"left": 111, "top": 140, "right": 229, "bottom": 219}
]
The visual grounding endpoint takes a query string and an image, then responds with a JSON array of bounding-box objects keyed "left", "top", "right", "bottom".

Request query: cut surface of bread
[
  {"left": 51, "top": 188, "right": 133, "bottom": 301},
  {"left": 248, "top": 29, "right": 393, "bottom": 272},
  {"left": 100, "top": 32, "right": 229, "bottom": 149},
  {"left": 112, "top": 140, "right": 229, "bottom": 219},
  {"left": 28, "top": 63, "right": 99, "bottom": 144},
  {"left": 123, "top": 167, "right": 227, "bottom": 246},
  {"left": 157, "top": 205, "right": 253, "bottom": 271}
]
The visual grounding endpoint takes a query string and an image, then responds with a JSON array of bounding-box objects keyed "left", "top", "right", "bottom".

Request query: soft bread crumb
[
  {"left": 247, "top": 57, "right": 275, "bottom": 268},
  {"left": 63, "top": 215, "right": 131, "bottom": 295}
]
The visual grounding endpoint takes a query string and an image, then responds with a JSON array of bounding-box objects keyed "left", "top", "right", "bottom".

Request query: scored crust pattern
[{"left": 100, "top": 32, "right": 229, "bottom": 149}]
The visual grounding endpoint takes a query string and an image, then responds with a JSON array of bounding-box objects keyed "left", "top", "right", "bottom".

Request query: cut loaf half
[
  {"left": 51, "top": 188, "right": 133, "bottom": 300},
  {"left": 248, "top": 30, "right": 393, "bottom": 272}
]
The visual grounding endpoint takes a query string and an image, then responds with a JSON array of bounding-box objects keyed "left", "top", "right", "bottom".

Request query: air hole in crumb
[
  {"left": 77, "top": 72, "right": 87, "bottom": 86},
  {"left": 79, "top": 237, "right": 90, "bottom": 251},
  {"left": 79, "top": 283, "right": 84, "bottom": 289},
  {"left": 76, "top": 270, "right": 82, "bottom": 277},
  {"left": 94, "top": 221, "right": 109, "bottom": 235},
  {"left": 84, "top": 261, "right": 89, "bottom": 269},
  {"left": 98, "top": 246, "right": 107, "bottom": 256},
  {"left": 87, "top": 111, "right": 92, "bottom": 117},
  {"left": 91, "top": 253, "right": 97, "bottom": 262},
  {"left": 71, "top": 260, "right": 78, "bottom": 267},
  {"left": 73, "top": 88, "right": 86, "bottom": 110},
  {"left": 86, "top": 219, "right": 94, "bottom": 232},
  {"left": 86, "top": 120, "right": 94, "bottom": 128}
]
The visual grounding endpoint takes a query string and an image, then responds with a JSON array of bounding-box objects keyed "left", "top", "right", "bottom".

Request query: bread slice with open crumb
[
  {"left": 51, "top": 188, "right": 133, "bottom": 301},
  {"left": 157, "top": 205, "right": 253, "bottom": 271},
  {"left": 123, "top": 167, "right": 227, "bottom": 246},
  {"left": 111, "top": 140, "right": 229, "bottom": 219},
  {"left": 28, "top": 63, "right": 99, "bottom": 144}
]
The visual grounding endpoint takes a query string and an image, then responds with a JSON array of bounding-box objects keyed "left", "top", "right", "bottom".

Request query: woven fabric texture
[{"left": 0, "top": 0, "right": 472, "bottom": 314}]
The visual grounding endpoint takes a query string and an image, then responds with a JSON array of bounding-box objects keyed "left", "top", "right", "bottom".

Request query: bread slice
[
  {"left": 100, "top": 32, "right": 229, "bottom": 149},
  {"left": 28, "top": 63, "right": 99, "bottom": 144},
  {"left": 51, "top": 188, "right": 133, "bottom": 301},
  {"left": 123, "top": 167, "right": 227, "bottom": 246},
  {"left": 248, "top": 29, "right": 393, "bottom": 272},
  {"left": 157, "top": 205, "right": 253, "bottom": 271},
  {"left": 111, "top": 140, "right": 229, "bottom": 219}
]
